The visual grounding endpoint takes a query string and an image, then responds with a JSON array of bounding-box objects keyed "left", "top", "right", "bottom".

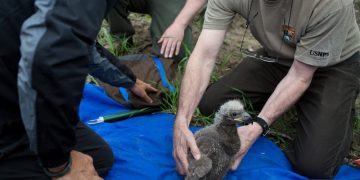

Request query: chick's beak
[
  {"left": 233, "top": 116, "right": 243, "bottom": 122},
  {"left": 234, "top": 112, "right": 251, "bottom": 123}
]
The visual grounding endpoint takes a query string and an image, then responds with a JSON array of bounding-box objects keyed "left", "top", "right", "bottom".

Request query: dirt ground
[{"left": 127, "top": 4, "right": 360, "bottom": 167}]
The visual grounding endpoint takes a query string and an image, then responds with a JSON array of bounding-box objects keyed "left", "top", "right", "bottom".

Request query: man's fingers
[
  {"left": 169, "top": 42, "right": 177, "bottom": 58},
  {"left": 90, "top": 176, "right": 103, "bottom": 180},
  {"left": 173, "top": 127, "right": 197, "bottom": 175},
  {"left": 146, "top": 85, "right": 158, "bottom": 93},
  {"left": 230, "top": 157, "right": 242, "bottom": 171},
  {"left": 160, "top": 38, "right": 169, "bottom": 55},
  {"left": 230, "top": 152, "right": 246, "bottom": 171},
  {"left": 91, "top": 167, "right": 98, "bottom": 176},
  {"left": 175, "top": 41, "right": 181, "bottom": 56},
  {"left": 164, "top": 39, "right": 173, "bottom": 58},
  {"left": 177, "top": 148, "right": 189, "bottom": 175},
  {"left": 173, "top": 145, "right": 187, "bottom": 175},
  {"left": 84, "top": 156, "right": 98, "bottom": 176},
  {"left": 186, "top": 133, "right": 201, "bottom": 160},
  {"left": 176, "top": 161, "right": 186, "bottom": 175},
  {"left": 184, "top": 130, "right": 200, "bottom": 158},
  {"left": 158, "top": 36, "right": 164, "bottom": 43},
  {"left": 174, "top": 153, "right": 186, "bottom": 175},
  {"left": 159, "top": 36, "right": 181, "bottom": 58},
  {"left": 173, "top": 133, "right": 189, "bottom": 175},
  {"left": 92, "top": 164, "right": 99, "bottom": 176},
  {"left": 173, "top": 150, "right": 183, "bottom": 174},
  {"left": 142, "top": 93, "right": 153, "bottom": 103}
]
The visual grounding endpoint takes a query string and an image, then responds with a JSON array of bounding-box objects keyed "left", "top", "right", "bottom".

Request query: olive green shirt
[{"left": 204, "top": 0, "right": 360, "bottom": 67}]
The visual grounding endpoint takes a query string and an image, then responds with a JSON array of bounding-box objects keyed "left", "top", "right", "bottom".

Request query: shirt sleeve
[
  {"left": 203, "top": 0, "right": 236, "bottom": 30},
  {"left": 89, "top": 42, "right": 136, "bottom": 89},
  {"left": 18, "top": 0, "right": 106, "bottom": 168},
  {"left": 294, "top": 3, "right": 355, "bottom": 67}
]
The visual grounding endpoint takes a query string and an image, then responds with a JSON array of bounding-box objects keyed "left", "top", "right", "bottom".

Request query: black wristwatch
[
  {"left": 43, "top": 157, "right": 72, "bottom": 178},
  {"left": 252, "top": 117, "right": 270, "bottom": 136},
  {"left": 238, "top": 116, "right": 270, "bottom": 136}
]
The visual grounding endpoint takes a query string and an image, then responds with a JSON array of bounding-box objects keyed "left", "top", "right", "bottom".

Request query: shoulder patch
[{"left": 309, "top": 50, "right": 330, "bottom": 58}]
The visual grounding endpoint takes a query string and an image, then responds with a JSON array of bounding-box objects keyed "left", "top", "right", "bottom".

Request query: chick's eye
[{"left": 231, "top": 112, "right": 238, "bottom": 117}]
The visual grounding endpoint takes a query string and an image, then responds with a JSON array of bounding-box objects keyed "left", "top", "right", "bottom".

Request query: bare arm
[
  {"left": 176, "top": 29, "right": 226, "bottom": 125},
  {"left": 159, "top": 0, "right": 207, "bottom": 58},
  {"left": 172, "top": 0, "right": 207, "bottom": 28},
  {"left": 230, "top": 59, "right": 318, "bottom": 170},
  {"left": 173, "top": 29, "right": 227, "bottom": 175},
  {"left": 259, "top": 60, "right": 317, "bottom": 124}
]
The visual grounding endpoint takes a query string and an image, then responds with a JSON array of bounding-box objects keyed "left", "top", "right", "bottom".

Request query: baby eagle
[{"left": 186, "top": 100, "right": 250, "bottom": 180}]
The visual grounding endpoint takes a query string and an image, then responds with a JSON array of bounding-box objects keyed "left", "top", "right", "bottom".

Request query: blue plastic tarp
[{"left": 79, "top": 84, "right": 360, "bottom": 180}]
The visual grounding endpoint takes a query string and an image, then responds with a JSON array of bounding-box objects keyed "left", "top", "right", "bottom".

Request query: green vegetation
[
  {"left": 160, "top": 80, "right": 215, "bottom": 126},
  {"left": 210, "top": 51, "right": 233, "bottom": 83},
  {"left": 355, "top": 0, "right": 360, "bottom": 8},
  {"left": 356, "top": 97, "right": 360, "bottom": 135},
  {"left": 97, "top": 23, "right": 134, "bottom": 56},
  {"left": 160, "top": 44, "right": 215, "bottom": 127}
]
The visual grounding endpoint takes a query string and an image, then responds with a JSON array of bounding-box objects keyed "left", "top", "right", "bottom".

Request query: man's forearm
[
  {"left": 258, "top": 60, "right": 317, "bottom": 125},
  {"left": 172, "top": 0, "right": 207, "bottom": 28},
  {"left": 176, "top": 51, "right": 215, "bottom": 125},
  {"left": 176, "top": 30, "right": 226, "bottom": 126}
]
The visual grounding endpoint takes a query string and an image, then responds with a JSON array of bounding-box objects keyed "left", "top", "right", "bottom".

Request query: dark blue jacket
[{"left": 0, "top": 0, "right": 134, "bottom": 168}]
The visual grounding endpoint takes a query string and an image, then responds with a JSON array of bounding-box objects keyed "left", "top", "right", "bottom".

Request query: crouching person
[
  {"left": 172, "top": 0, "right": 360, "bottom": 179},
  {"left": 0, "top": 0, "right": 155, "bottom": 179}
]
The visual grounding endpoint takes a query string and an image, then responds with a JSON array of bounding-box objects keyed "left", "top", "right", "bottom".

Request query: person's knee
[
  {"left": 198, "top": 97, "right": 221, "bottom": 116},
  {"left": 293, "top": 153, "right": 339, "bottom": 179},
  {"left": 103, "top": 143, "right": 115, "bottom": 169},
  {"left": 94, "top": 142, "right": 114, "bottom": 177},
  {"left": 198, "top": 99, "right": 213, "bottom": 116}
]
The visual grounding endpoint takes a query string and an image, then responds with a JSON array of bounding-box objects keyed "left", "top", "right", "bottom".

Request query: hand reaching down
[
  {"left": 158, "top": 23, "right": 186, "bottom": 58},
  {"left": 229, "top": 124, "right": 263, "bottom": 171},
  {"left": 55, "top": 151, "right": 102, "bottom": 180},
  {"left": 173, "top": 123, "right": 201, "bottom": 175},
  {"left": 130, "top": 79, "right": 159, "bottom": 104}
]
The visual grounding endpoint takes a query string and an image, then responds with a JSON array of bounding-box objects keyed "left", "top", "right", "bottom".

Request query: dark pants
[
  {"left": 0, "top": 122, "right": 114, "bottom": 179},
  {"left": 199, "top": 51, "right": 360, "bottom": 178},
  {"left": 107, "top": 0, "right": 193, "bottom": 61}
]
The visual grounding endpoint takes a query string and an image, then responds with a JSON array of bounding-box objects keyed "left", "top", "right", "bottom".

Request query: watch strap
[{"left": 253, "top": 116, "right": 269, "bottom": 136}]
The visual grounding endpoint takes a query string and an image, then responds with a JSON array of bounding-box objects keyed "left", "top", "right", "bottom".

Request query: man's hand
[
  {"left": 172, "top": 29, "right": 227, "bottom": 175},
  {"left": 55, "top": 151, "right": 102, "bottom": 180},
  {"left": 173, "top": 122, "right": 201, "bottom": 175},
  {"left": 158, "top": 23, "right": 185, "bottom": 58},
  {"left": 229, "top": 124, "right": 263, "bottom": 170},
  {"left": 130, "top": 79, "right": 158, "bottom": 103}
]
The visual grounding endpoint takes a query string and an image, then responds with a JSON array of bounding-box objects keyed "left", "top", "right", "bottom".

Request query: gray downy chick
[{"left": 185, "top": 100, "right": 251, "bottom": 180}]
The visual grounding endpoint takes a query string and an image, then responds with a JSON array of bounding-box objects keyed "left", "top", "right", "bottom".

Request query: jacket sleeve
[
  {"left": 17, "top": 0, "right": 106, "bottom": 168},
  {"left": 89, "top": 42, "right": 136, "bottom": 89}
]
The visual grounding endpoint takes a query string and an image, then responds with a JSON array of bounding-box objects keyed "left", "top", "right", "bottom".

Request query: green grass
[
  {"left": 86, "top": 75, "right": 100, "bottom": 86},
  {"left": 160, "top": 43, "right": 215, "bottom": 126},
  {"left": 268, "top": 108, "right": 297, "bottom": 150},
  {"left": 355, "top": 0, "right": 360, "bottom": 8},
  {"left": 160, "top": 80, "right": 215, "bottom": 126},
  {"left": 230, "top": 87, "right": 256, "bottom": 114},
  {"left": 210, "top": 51, "right": 233, "bottom": 83},
  {"left": 355, "top": 96, "right": 360, "bottom": 135},
  {"left": 97, "top": 22, "right": 134, "bottom": 57},
  {"left": 160, "top": 79, "right": 181, "bottom": 115},
  {"left": 160, "top": 81, "right": 214, "bottom": 126},
  {"left": 193, "top": 10, "right": 205, "bottom": 31}
]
